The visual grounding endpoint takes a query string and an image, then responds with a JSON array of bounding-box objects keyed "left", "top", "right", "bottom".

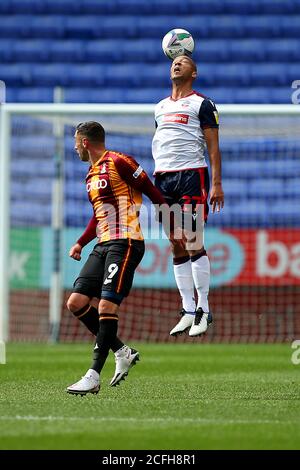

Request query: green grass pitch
[{"left": 0, "top": 342, "right": 299, "bottom": 450}]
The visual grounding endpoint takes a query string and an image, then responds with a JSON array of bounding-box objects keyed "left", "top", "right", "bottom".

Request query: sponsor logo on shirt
[
  {"left": 86, "top": 179, "right": 108, "bottom": 192},
  {"left": 133, "top": 165, "right": 143, "bottom": 178},
  {"left": 163, "top": 113, "right": 189, "bottom": 124}
]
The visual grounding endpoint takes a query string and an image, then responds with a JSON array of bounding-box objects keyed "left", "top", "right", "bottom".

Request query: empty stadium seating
[
  {"left": 0, "top": 0, "right": 299, "bottom": 104},
  {"left": 2, "top": 1, "right": 299, "bottom": 230}
]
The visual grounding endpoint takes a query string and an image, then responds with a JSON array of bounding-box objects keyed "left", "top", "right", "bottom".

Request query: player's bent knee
[
  {"left": 66, "top": 294, "right": 89, "bottom": 313},
  {"left": 98, "top": 299, "right": 119, "bottom": 314}
]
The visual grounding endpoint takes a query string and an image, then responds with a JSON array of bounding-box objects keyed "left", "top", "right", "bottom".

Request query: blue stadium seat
[
  {"left": 67, "top": 65, "right": 106, "bottom": 86},
  {"left": 222, "top": 179, "right": 247, "bottom": 199},
  {"left": 85, "top": 40, "right": 123, "bottom": 63},
  {"left": 0, "top": 40, "right": 15, "bottom": 62},
  {"left": 117, "top": 40, "right": 162, "bottom": 63},
  {"left": 228, "top": 40, "right": 266, "bottom": 62},
  {"left": 218, "top": 200, "right": 270, "bottom": 227},
  {"left": 104, "top": 64, "right": 143, "bottom": 87},
  {"left": 263, "top": 160, "right": 300, "bottom": 178},
  {"left": 49, "top": 41, "right": 85, "bottom": 62},
  {"left": 207, "top": 15, "right": 245, "bottom": 38},
  {"left": 193, "top": 40, "right": 230, "bottom": 63},
  {"left": 64, "top": 161, "right": 86, "bottom": 181},
  {"left": 269, "top": 200, "right": 300, "bottom": 226},
  {"left": 137, "top": 16, "right": 212, "bottom": 38},
  {"left": 200, "top": 88, "right": 235, "bottom": 104},
  {"left": 18, "top": 16, "right": 65, "bottom": 38},
  {"left": 234, "top": 87, "right": 271, "bottom": 104},
  {"left": 11, "top": 178, "right": 53, "bottom": 201},
  {"left": 223, "top": 158, "right": 300, "bottom": 179},
  {"left": 265, "top": 39, "right": 300, "bottom": 62},
  {"left": 269, "top": 87, "right": 295, "bottom": 104},
  {"left": 30, "top": 16, "right": 65, "bottom": 38},
  {"left": 281, "top": 16, "right": 300, "bottom": 37},
  {"left": 31, "top": 64, "right": 69, "bottom": 86},
  {"left": 213, "top": 63, "right": 251, "bottom": 86},
  {"left": 12, "top": 116, "right": 52, "bottom": 136},
  {"left": 125, "top": 88, "right": 170, "bottom": 103},
  {"left": 65, "top": 16, "right": 137, "bottom": 39},
  {"left": 65, "top": 88, "right": 125, "bottom": 103},
  {"left": 0, "top": 16, "right": 31, "bottom": 38},
  {"left": 243, "top": 16, "right": 282, "bottom": 38},
  {"left": 65, "top": 180, "right": 86, "bottom": 200},
  {"left": 224, "top": 0, "right": 300, "bottom": 14},
  {"left": 11, "top": 201, "right": 52, "bottom": 226},
  {"left": 248, "top": 179, "right": 284, "bottom": 198},
  {"left": 0, "top": 65, "right": 31, "bottom": 86},
  {"left": 251, "top": 64, "right": 291, "bottom": 86},
  {"left": 11, "top": 159, "right": 55, "bottom": 178},
  {"left": 11, "top": 135, "right": 55, "bottom": 159},
  {"left": 284, "top": 179, "right": 300, "bottom": 198},
  {"left": 0, "top": 0, "right": 45, "bottom": 14},
  {"left": 13, "top": 87, "right": 54, "bottom": 102},
  {"left": 13, "top": 40, "right": 51, "bottom": 62},
  {"left": 64, "top": 201, "right": 92, "bottom": 227},
  {"left": 139, "top": 64, "right": 171, "bottom": 87},
  {"left": 222, "top": 160, "right": 264, "bottom": 179}
]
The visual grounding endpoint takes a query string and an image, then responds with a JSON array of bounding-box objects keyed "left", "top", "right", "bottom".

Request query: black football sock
[
  {"left": 72, "top": 304, "right": 99, "bottom": 336},
  {"left": 91, "top": 313, "right": 118, "bottom": 374},
  {"left": 110, "top": 336, "right": 124, "bottom": 353}
]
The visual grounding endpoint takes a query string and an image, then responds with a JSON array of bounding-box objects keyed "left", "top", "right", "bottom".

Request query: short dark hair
[{"left": 76, "top": 121, "right": 105, "bottom": 143}]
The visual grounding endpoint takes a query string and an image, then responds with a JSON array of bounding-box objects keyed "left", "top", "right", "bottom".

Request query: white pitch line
[{"left": 0, "top": 416, "right": 298, "bottom": 425}]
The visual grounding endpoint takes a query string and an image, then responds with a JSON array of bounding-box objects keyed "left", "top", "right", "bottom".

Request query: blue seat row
[
  {"left": 222, "top": 159, "right": 300, "bottom": 179},
  {"left": 12, "top": 175, "right": 300, "bottom": 204},
  {"left": 1, "top": 0, "right": 300, "bottom": 15},
  {"left": 0, "top": 15, "right": 299, "bottom": 39},
  {"left": 223, "top": 178, "right": 300, "bottom": 199},
  {"left": 10, "top": 197, "right": 300, "bottom": 228},
  {"left": 1, "top": 39, "right": 300, "bottom": 63},
  {"left": 5, "top": 85, "right": 294, "bottom": 104},
  {"left": 2, "top": 62, "right": 298, "bottom": 88}
]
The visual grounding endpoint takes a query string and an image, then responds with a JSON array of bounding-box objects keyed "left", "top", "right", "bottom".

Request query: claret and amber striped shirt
[{"left": 77, "top": 150, "right": 165, "bottom": 246}]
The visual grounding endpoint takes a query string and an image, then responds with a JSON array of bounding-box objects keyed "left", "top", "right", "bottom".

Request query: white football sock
[
  {"left": 173, "top": 259, "right": 196, "bottom": 313},
  {"left": 191, "top": 255, "right": 210, "bottom": 313}
]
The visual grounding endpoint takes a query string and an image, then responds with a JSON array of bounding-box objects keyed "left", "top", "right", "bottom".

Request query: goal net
[{"left": 1, "top": 103, "right": 300, "bottom": 344}]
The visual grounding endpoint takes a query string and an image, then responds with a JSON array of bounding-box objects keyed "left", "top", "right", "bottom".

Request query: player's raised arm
[{"left": 112, "top": 154, "right": 166, "bottom": 205}]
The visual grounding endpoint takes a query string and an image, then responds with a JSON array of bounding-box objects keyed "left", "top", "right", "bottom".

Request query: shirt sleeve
[
  {"left": 112, "top": 154, "right": 166, "bottom": 205},
  {"left": 199, "top": 98, "right": 219, "bottom": 129},
  {"left": 77, "top": 215, "right": 98, "bottom": 247}
]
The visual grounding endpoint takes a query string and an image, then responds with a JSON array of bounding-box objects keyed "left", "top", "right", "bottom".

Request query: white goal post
[{"left": 0, "top": 103, "right": 299, "bottom": 350}]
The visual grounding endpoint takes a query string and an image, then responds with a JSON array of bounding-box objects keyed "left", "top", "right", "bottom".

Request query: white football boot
[
  {"left": 66, "top": 369, "right": 100, "bottom": 396},
  {"left": 169, "top": 309, "right": 195, "bottom": 336},
  {"left": 189, "top": 307, "right": 213, "bottom": 337},
  {"left": 110, "top": 346, "right": 139, "bottom": 387}
]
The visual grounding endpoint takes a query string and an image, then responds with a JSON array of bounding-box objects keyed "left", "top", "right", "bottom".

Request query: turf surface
[{"left": 0, "top": 343, "right": 299, "bottom": 450}]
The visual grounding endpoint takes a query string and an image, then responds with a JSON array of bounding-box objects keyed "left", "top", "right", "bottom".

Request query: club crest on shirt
[
  {"left": 100, "top": 163, "right": 107, "bottom": 174},
  {"left": 180, "top": 100, "right": 190, "bottom": 108}
]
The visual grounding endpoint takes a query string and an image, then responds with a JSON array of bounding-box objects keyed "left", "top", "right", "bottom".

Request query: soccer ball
[{"left": 162, "top": 29, "right": 194, "bottom": 60}]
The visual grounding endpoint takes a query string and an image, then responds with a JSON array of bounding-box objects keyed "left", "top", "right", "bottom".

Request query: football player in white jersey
[{"left": 152, "top": 55, "right": 224, "bottom": 337}]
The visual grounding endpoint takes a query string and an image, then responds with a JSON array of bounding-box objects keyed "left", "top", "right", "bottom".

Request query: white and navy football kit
[{"left": 152, "top": 91, "right": 219, "bottom": 227}]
